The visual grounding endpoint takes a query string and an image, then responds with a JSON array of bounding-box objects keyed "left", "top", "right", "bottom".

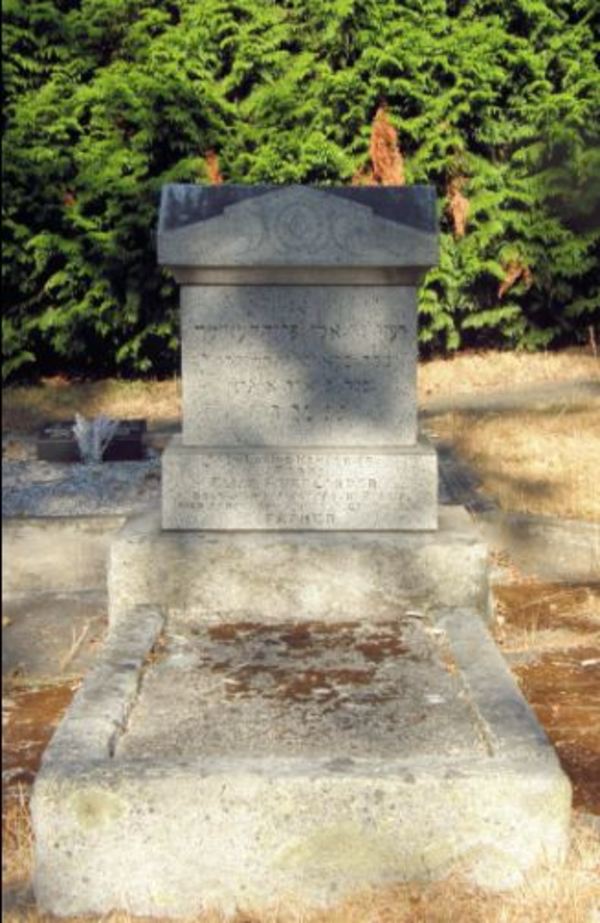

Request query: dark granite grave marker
[{"left": 37, "top": 419, "right": 147, "bottom": 462}]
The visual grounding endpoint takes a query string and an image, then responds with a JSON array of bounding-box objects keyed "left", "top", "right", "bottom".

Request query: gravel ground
[{"left": 2, "top": 457, "right": 161, "bottom": 517}]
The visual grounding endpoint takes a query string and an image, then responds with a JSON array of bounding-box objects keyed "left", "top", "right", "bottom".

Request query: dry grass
[
  {"left": 493, "top": 583, "right": 600, "bottom": 654},
  {"left": 2, "top": 378, "right": 182, "bottom": 433},
  {"left": 427, "top": 398, "right": 600, "bottom": 522},
  {"left": 418, "top": 348, "right": 599, "bottom": 402},
  {"left": 2, "top": 794, "right": 599, "bottom": 923},
  {"left": 2, "top": 788, "right": 33, "bottom": 888}
]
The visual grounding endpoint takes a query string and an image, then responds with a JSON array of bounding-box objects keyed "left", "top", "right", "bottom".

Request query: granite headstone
[{"left": 158, "top": 184, "right": 438, "bottom": 530}]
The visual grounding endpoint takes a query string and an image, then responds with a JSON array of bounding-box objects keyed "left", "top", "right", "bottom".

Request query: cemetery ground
[{"left": 2, "top": 348, "right": 600, "bottom": 922}]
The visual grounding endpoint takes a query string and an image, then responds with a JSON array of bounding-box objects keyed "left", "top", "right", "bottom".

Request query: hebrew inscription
[{"left": 181, "top": 286, "right": 417, "bottom": 447}]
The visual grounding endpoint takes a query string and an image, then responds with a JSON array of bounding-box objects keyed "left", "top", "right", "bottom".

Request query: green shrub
[{"left": 3, "top": 0, "right": 599, "bottom": 380}]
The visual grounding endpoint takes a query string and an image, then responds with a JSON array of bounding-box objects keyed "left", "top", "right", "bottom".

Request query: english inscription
[{"left": 162, "top": 441, "right": 438, "bottom": 531}]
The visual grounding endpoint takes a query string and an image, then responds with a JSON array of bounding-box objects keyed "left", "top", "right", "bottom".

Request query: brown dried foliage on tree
[
  {"left": 498, "top": 261, "right": 533, "bottom": 299},
  {"left": 204, "top": 150, "right": 223, "bottom": 184},
  {"left": 447, "top": 176, "right": 469, "bottom": 238},
  {"left": 352, "top": 104, "right": 405, "bottom": 186}
]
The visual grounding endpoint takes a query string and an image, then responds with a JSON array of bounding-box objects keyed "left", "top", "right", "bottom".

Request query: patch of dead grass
[
  {"left": 428, "top": 399, "right": 600, "bottom": 521},
  {"left": 2, "top": 379, "right": 182, "bottom": 433},
  {"left": 418, "top": 348, "right": 599, "bottom": 402},
  {"left": 2, "top": 800, "right": 599, "bottom": 923},
  {"left": 493, "top": 583, "right": 600, "bottom": 654},
  {"left": 2, "top": 788, "right": 33, "bottom": 888}
]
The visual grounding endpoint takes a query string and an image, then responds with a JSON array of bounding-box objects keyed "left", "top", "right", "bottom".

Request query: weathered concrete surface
[
  {"left": 2, "top": 516, "right": 126, "bottom": 597},
  {"left": 108, "top": 506, "right": 490, "bottom": 627},
  {"left": 2, "top": 591, "right": 107, "bottom": 682},
  {"left": 159, "top": 184, "right": 439, "bottom": 533},
  {"left": 0, "top": 443, "right": 478, "bottom": 601},
  {"left": 32, "top": 605, "right": 571, "bottom": 918},
  {"left": 162, "top": 438, "right": 438, "bottom": 531},
  {"left": 117, "top": 616, "right": 486, "bottom": 762},
  {"left": 478, "top": 511, "right": 600, "bottom": 585}
]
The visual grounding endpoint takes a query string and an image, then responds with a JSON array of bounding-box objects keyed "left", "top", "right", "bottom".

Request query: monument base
[
  {"left": 108, "top": 506, "right": 489, "bottom": 627},
  {"left": 161, "top": 437, "right": 438, "bottom": 531}
]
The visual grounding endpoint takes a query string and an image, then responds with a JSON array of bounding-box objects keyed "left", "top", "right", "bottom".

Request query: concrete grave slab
[
  {"left": 29, "top": 183, "right": 570, "bottom": 917},
  {"left": 2, "top": 458, "right": 160, "bottom": 519},
  {"left": 32, "top": 604, "right": 571, "bottom": 918},
  {"left": 2, "top": 516, "right": 127, "bottom": 597},
  {"left": 2, "top": 591, "right": 107, "bottom": 682}
]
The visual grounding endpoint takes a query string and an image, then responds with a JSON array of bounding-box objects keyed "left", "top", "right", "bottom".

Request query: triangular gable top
[{"left": 157, "top": 184, "right": 438, "bottom": 269}]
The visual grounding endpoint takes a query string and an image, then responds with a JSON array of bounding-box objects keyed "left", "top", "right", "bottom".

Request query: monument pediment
[{"left": 158, "top": 184, "right": 437, "bottom": 268}]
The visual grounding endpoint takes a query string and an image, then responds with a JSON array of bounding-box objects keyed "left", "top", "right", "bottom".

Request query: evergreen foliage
[{"left": 3, "top": 0, "right": 599, "bottom": 379}]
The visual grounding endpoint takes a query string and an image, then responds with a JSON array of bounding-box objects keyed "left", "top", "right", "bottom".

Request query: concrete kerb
[{"left": 32, "top": 603, "right": 571, "bottom": 918}]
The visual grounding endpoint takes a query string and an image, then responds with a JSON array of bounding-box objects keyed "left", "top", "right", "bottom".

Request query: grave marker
[{"left": 158, "top": 185, "right": 439, "bottom": 530}]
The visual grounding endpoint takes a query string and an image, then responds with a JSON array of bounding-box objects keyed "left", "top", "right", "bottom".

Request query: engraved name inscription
[{"left": 174, "top": 452, "right": 414, "bottom": 527}]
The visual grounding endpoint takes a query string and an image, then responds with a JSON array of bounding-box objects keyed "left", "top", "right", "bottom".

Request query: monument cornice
[{"left": 157, "top": 184, "right": 438, "bottom": 270}]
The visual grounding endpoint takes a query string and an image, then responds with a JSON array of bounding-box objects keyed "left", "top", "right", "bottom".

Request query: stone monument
[
  {"left": 32, "top": 185, "right": 570, "bottom": 918},
  {"left": 159, "top": 184, "right": 438, "bottom": 531}
]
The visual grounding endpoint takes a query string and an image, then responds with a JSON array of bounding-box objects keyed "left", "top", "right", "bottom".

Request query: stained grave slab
[{"left": 32, "top": 604, "right": 571, "bottom": 918}]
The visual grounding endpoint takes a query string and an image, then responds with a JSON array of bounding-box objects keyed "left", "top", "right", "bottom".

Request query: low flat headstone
[
  {"left": 37, "top": 419, "right": 146, "bottom": 463},
  {"left": 158, "top": 184, "right": 439, "bottom": 530}
]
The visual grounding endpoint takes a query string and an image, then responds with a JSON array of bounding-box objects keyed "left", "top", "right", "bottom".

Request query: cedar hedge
[{"left": 2, "top": 0, "right": 599, "bottom": 380}]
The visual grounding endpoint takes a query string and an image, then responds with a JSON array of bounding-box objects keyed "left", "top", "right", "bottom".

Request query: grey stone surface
[
  {"left": 108, "top": 506, "right": 490, "bottom": 627},
  {"left": 162, "top": 437, "right": 438, "bottom": 531},
  {"left": 32, "top": 604, "right": 571, "bottom": 918},
  {"left": 117, "top": 615, "right": 486, "bottom": 763},
  {"left": 2, "top": 516, "right": 126, "bottom": 597},
  {"left": 478, "top": 511, "right": 600, "bottom": 585},
  {"left": 157, "top": 184, "right": 439, "bottom": 532},
  {"left": 2, "top": 591, "right": 107, "bottom": 682},
  {"left": 181, "top": 285, "right": 418, "bottom": 447},
  {"left": 158, "top": 185, "right": 438, "bottom": 269}
]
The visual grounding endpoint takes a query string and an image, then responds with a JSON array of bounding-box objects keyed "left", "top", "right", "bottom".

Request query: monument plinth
[{"left": 158, "top": 184, "right": 438, "bottom": 530}]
